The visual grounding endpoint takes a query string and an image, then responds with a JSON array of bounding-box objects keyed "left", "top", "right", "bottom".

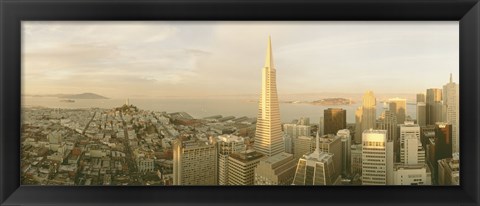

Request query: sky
[{"left": 22, "top": 21, "right": 459, "bottom": 99}]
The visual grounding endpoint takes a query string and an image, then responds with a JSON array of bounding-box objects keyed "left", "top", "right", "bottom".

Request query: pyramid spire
[
  {"left": 450, "top": 73, "right": 453, "bottom": 83},
  {"left": 313, "top": 130, "right": 321, "bottom": 155},
  {"left": 264, "top": 36, "right": 274, "bottom": 69}
]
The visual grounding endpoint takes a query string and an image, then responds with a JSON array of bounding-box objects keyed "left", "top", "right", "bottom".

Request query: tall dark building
[
  {"left": 434, "top": 123, "right": 453, "bottom": 161},
  {"left": 324, "top": 108, "right": 346, "bottom": 135},
  {"left": 427, "top": 122, "right": 453, "bottom": 185}
]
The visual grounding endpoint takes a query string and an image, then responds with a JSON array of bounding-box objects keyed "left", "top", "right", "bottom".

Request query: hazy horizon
[
  {"left": 23, "top": 21, "right": 459, "bottom": 99},
  {"left": 23, "top": 91, "right": 422, "bottom": 102}
]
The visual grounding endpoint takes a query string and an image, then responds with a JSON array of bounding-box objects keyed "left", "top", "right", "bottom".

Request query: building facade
[
  {"left": 351, "top": 144, "right": 362, "bottom": 176},
  {"left": 173, "top": 139, "right": 217, "bottom": 185},
  {"left": 254, "top": 152, "right": 297, "bottom": 185},
  {"left": 399, "top": 122, "right": 424, "bottom": 165},
  {"left": 337, "top": 129, "right": 351, "bottom": 177},
  {"left": 354, "top": 106, "right": 363, "bottom": 144},
  {"left": 294, "top": 136, "right": 314, "bottom": 159},
  {"left": 216, "top": 135, "right": 245, "bottom": 185},
  {"left": 292, "top": 131, "right": 341, "bottom": 185},
  {"left": 426, "top": 88, "right": 443, "bottom": 125},
  {"left": 443, "top": 74, "right": 459, "bottom": 153},
  {"left": 388, "top": 98, "right": 407, "bottom": 125},
  {"left": 416, "top": 102, "right": 426, "bottom": 127},
  {"left": 361, "top": 129, "right": 393, "bottom": 185},
  {"left": 361, "top": 91, "right": 377, "bottom": 135},
  {"left": 254, "top": 36, "right": 284, "bottom": 157},
  {"left": 227, "top": 150, "right": 265, "bottom": 185},
  {"left": 393, "top": 164, "right": 431, "bottom": 185},
  {"left": 437, "top": 154, "right": 460, "bottom": 185},
  {"left": 318, "top": 134, "right": 343, "bottom": 180},
  {"left": 324, "top": 108, "right": 347, "bottom": 135},
  {"left": 283, "top": 124, "right": 311, "bottom": 139}
]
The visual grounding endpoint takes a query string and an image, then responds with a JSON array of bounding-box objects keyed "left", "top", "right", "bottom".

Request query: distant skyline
[{"left": 23, "top": 21, "right": 459, "bottom": 99}]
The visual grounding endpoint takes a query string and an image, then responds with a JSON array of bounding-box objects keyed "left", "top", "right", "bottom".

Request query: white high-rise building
[
  {"left": 254, "top": 36, "right": 284, "bottom": 157},
  {"left": 399, "top": 121, "right": 424, "bottom": 165},
  {"left": 216, "top": 135, "right": 245, "bottom": 185},
  {"left": 401, "top": 133, "right": 426, "bottom": 165},
  {"left": 362, "top": 129, "right": 393, "bottom": 185},
  {"left": 173, "top": 139, "right": 217, "bottom": 185},
  {"left": 443, "top": 74, "right": 459, "bottom": 153},
  {"left": 393, "top": 164, "right": 431, "bottom": 185}
]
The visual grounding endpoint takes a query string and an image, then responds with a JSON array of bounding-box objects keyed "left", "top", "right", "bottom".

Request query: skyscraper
[
  {"left": 388, "top": 97, "right": 407, "bottom": 125},
  {"left": 361, "top": 91, "right": 376, "bottom": 134},
  {"left": 417, "top": 102, "right": 426, "bottom": 127},
  {"left": 416, "top": 93, "right": 426, "bottom": 103},
  {"left": 443, "top": 74, "right": 459, "bottom": 153},
  {"left": 434, "top": 123, "right": 453, "bottom": 161},
  {"left": 324, "top": 108, "right": 347, "bottom": 135},
  {"left": 318, "top": 134, "right": 343, "bottom": 181},
  {"left": 254, "top": 152, "right": 297, "bottom": 185},
  {"left": 294, "top": 136, "right": 315, "bottom": 159},
  {"left": 173, "top": 139, "right": 217, "bottom": 185},
  {"left": 319, "top": 116, "right": 325, "bottom": 137},
  {"left": 254, "top": 36, "right": 284, "bottom": 157},
  {"left": 361, "top": 129, "right": 393, "bottom": 185},
  {"left": 377, "top": 110, "right": 397, "bottom": 142},
  {"left": 426, "top": 88, "right": 442, "bottom": 125},
  {"left": 283, "top": 124, "right": 311, "bottom": 139},
  {"left": 399, "top": 121, "right": 422, "bottom": 164},
  {"left": 354, "top": 106, "right": 363, "bottom": 144},
  {"left": 437, "top": 154, "right": 460, "bottom": 185},
  {"left": 216, "top": 135, "right": 246, "bottom": 185},
  {"left": 227, "top": 150, "right": 265, "bottom": 185},
  {"left": 401, "top": 133, "right": 425, "bottom": 165},
  {"left": 337, "top": 129, "right": 351, "bottom": 177},
  {"left": 427, "top": 123, "right": 453, "bottom": 184},
  {"left": 351, "top": 144, "right": 362, "bottom": 176},
  {"left": 298, "top": 117, "right": 310, "bottom": 125},
  {"left": 292, "top": 131, "right": 340, "bottom": 185}
]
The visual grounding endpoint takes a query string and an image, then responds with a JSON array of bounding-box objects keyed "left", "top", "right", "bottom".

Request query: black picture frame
[{"left": 1, "top": 0, "right": 479, "bottom": 205}]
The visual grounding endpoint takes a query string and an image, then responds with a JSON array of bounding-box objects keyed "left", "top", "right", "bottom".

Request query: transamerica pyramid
[{"left": 253, "top": 36, "right": 284, "bottom": 157}]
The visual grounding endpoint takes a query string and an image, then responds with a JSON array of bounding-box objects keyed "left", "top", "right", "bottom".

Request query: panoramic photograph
[{"left": 21, "top": 21, "right": 459, "bottom": 186}]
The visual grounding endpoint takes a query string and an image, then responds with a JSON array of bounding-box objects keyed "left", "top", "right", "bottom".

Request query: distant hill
[
  {"left": 58, "top": 93, "right": 108, "bottom": 99},
  {"left": 310, "top": 98, "right": 354, "bottom": 105}
]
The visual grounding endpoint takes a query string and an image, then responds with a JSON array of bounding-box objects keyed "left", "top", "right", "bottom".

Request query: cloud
[{"left": 22, "top": 21, "right": 459, "bottom": 98}]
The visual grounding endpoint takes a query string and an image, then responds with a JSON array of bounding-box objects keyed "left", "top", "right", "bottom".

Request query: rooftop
[
  {"left": 263, "top": 152, "right": 293, "bottom": 165},
  {"left": 230, "top": 150, "right": 264, "bottom": 163}
]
